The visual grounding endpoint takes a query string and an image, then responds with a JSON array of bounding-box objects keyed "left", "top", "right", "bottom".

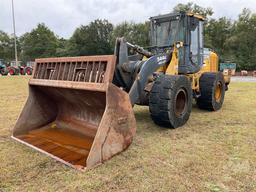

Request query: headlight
[
  {"left": 175, "top": 41, "right": 183, "bottom": 49},
  {"left": 176, "top": 43, "right": 181, "bottom": 48}
]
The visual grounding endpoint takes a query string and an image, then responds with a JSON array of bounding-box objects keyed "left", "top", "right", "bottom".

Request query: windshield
[{"left": 150, "top": 19, "right": 183, "bottom": 47}]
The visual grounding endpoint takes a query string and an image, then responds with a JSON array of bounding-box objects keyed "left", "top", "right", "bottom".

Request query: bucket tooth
[{"left": 12, "top": 55, "right": 136, "bottom": 170}]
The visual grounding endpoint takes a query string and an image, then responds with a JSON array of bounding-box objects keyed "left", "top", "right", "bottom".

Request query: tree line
[{"left": 0, "top": 2, "right": 255, "bottom": 70}]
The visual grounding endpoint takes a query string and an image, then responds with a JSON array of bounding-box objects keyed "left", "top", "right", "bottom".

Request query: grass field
[{"left": 0, "top": 76, "right": 256, "bottom": 192}]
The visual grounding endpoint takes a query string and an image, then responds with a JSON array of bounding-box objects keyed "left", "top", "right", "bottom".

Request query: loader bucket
[{"left": 12, "top": 55, "right": 136, "bottom": 170}]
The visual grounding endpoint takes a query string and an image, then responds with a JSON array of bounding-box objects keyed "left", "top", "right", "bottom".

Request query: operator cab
[{"left": 149, "top": 12, "right": 204, "bottom": 74}]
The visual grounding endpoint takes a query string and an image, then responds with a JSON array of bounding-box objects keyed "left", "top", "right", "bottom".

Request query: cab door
[{"left": 190, "top": 18, "right": 204, "bottom": 68}]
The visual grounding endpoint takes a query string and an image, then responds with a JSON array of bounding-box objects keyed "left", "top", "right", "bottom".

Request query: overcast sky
[{"left": 1, "top": 0, "right": 256, "bottom": 38}]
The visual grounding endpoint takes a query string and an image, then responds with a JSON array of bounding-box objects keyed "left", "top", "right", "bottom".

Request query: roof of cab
[{"left": 149, "top": 11, "right": 205, "bottom": 21}]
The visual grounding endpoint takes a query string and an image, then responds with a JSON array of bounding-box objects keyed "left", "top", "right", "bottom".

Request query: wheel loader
[{"left": 12, "top": 12, "right": 230, "bottom": 170}]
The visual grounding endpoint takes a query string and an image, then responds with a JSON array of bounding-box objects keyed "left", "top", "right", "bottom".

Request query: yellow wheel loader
[{"left": 12, "top": 12, "right": 230, "bottom": 170}]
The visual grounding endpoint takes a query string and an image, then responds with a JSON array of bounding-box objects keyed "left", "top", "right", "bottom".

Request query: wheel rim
[
  {"left": 27, "top": 69, "right": 31, "bottom": 75},
  {"left": 174, "top": 88, "right": 187, "bottom": 117},
  {"left": 214, "top": 82, "right": 222, "bottom": 102},
  {"left": 9, "top": 69, "right": 14, "bottom": 75}
]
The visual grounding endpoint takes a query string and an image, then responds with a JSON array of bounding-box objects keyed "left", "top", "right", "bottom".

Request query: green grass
[{"left": 0, "top": 76, "right": 256, "bottom": 192}]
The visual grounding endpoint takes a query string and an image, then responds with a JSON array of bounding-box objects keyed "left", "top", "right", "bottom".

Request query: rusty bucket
[{"left": 12, "top": 55, "right": 136, "bottom": 170}]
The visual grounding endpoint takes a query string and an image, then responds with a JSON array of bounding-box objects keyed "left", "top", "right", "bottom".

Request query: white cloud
[{"left": 0, "top": 0, "right": 255, "bottom": 38}]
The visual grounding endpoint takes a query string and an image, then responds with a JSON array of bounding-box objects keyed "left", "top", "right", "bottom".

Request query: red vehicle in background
[{"left": 8, "top": 61, "right": 34, "bottom": 75}]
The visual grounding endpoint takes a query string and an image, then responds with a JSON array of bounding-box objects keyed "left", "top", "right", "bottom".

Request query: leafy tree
[
  {"left": 20, "top": 23, "right": 58, "bottom": 61},
  {"left": 0, "top": 31, "right": 12, "bottom": 61},
  {"left": 226, "top": 9, "right": 256, "bottom": 70},
  {"left": 173, "top": 2, "right": 213, "bottom": 18},
  {"left": 0, "top": 30, "right": 20, "bottom": 62},
  {"left": 112, "top": 22, "right": 150, "bottom": 47},
  {"left": 56, "top": 37, "right": 69, "bottom": 57},
  {"left": 68, "top": 19, "right": 113, "bottom": 56},
  {"left": 204, "top": 17, "right": 233, "bottom": 61}
]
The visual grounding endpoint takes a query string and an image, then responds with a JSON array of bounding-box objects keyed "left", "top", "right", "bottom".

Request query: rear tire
[
  {"left": 9, "top": 67, "right": 19, "bottom": 75},
  {"left": 197, "top": 72, "right": 225, "bottom": 111},
  {"left": 20, "top": 67, "right": 26, "bottom": 75},
  {"left": 25, "top": 67, "right": 33, "bottom": 75},
  {"left": 9, "top": 67, "right": 15, "bottom": 75},
  {"left": 0, "top": 67, "right": 8, "bottom": 76},
  {"left": 149, "top": 75, "right": 192, "bottom": 128}
]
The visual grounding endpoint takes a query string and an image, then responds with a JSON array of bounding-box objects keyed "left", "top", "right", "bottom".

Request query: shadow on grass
[
  {"left": 134, "top": 103, "right": 210, "bottom": 125},
  {"left": 132, "top": 103, "right": 213, "bottom": 140}
]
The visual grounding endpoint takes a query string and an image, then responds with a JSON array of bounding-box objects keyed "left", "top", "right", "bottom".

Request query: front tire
[
  {"left": 0, "top": 67, "right": 8, "bottom": 76},
  {"left": 9, "top": 67, "right": 19, "bottom": 75},
  {"left": 197, "top": 72, "right": 225, "bottom": 111},
  {"left": 9, "top": 67, "right": 16, "bottom": 75},
  {"left": 25, "top": 66, "right": 33, "bottom": 75},
  {"left": 149, "top": 75, "right": 192, "bottom": 128}
]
